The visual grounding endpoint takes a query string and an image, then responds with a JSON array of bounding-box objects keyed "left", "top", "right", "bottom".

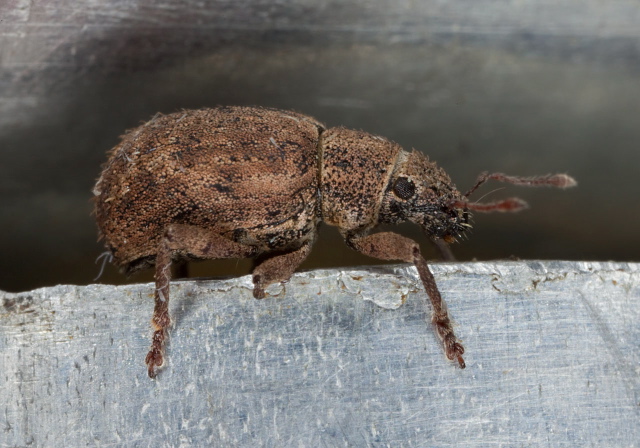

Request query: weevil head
[{"left": 379, "top": 150, "right": 471, "bottom": 241}]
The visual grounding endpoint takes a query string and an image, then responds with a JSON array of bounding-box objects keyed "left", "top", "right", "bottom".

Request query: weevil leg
[
  {"left": 346, "top": 232, "right": 465, "bottom": 369},
  {"left": 145, "top": 224, "right": 257, "bottom": 378},
  {"left": 430, "top": 238, "right": 457, "bottom": 261},
  {"left": 172, "top": 261, "right": 189, "bottom": 279},
  {"left": 251, "top": 242, "right": 313, "bottom": 299},
  {"left": 146, "top": 236, "right": 172, "bottom": 379}
]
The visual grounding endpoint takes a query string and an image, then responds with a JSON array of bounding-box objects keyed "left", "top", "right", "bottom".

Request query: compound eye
[{"left": 392, "top": 177, "right": 415, "bottom": 200}]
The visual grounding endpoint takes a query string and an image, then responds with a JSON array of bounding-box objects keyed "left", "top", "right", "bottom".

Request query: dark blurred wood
[{"left": 1, "top": 0, "right": 639, "bottom": 292}]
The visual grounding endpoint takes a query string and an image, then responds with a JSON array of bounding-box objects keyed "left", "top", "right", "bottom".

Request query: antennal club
[
  {"left": 453, "top": 172, "right": 577, "bottom": 213},
  {"left": 464, "top": 172, "right": 577, "bottom": 198}
]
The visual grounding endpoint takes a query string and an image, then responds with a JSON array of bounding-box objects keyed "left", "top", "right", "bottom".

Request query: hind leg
[{"left": 146, "top": 224, "right": 257, "bottom": 378}]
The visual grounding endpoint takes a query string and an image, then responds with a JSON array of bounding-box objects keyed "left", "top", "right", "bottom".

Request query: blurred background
[{"left": 1, "top": 0, "right": 639, "bottom": 292}]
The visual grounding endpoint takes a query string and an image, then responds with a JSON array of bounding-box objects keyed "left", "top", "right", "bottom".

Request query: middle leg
[{"left": 251, "top": 242, "right": 313, "bottom": 299}]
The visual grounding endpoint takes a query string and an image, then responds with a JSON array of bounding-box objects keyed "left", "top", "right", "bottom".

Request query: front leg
[{"left": 346, "top": 232, "right": 465, "bottom": 368}]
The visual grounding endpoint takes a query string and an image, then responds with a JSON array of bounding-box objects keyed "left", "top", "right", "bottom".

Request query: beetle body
[
  {"left": 95, "top": 107, "right": 466, "bottom": 272},
  {"left": 94, "top": 106, "right": 574, "bottom": 378},
  {"left": 95, "top": 107, "right": 322, "bottom": 272}
]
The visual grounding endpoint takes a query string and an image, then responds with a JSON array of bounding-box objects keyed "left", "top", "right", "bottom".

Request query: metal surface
[
  {"left": 2, "top": 261, "right": 639, "bottom": 446},
  {"left": 2, "top": 1, "right": 640, "bottom": 292}
]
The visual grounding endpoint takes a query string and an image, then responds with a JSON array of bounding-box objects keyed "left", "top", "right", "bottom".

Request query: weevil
[{"left": 93, "top": 106, "right": 576, "bottom": 378}]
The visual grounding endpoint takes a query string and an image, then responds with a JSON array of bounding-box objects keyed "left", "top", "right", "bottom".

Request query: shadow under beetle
[{"left": 93, "top": 106, "right": 576, "bottom": 378}]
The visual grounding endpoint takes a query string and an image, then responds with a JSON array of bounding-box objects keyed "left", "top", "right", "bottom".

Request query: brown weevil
[{"left": 93, "top": 106, "right": 576, "bottom": 378}]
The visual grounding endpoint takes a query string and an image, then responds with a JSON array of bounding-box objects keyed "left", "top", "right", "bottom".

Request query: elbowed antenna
[
  {"left": 450, "top": 172, "right": 577, "bottom": 213},
  {"left": 451, "top": 197, "right": 529, "bottom": 213}
]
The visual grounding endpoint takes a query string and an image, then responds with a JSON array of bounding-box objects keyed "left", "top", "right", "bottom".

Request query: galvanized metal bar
[{"left": 1, "top": 261, "right": 639, "bottom": 446}]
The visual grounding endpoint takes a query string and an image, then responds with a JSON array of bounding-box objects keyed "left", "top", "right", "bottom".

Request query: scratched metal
[{"left": 1, "top": 261, "right": 639, "bottom": 447}]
